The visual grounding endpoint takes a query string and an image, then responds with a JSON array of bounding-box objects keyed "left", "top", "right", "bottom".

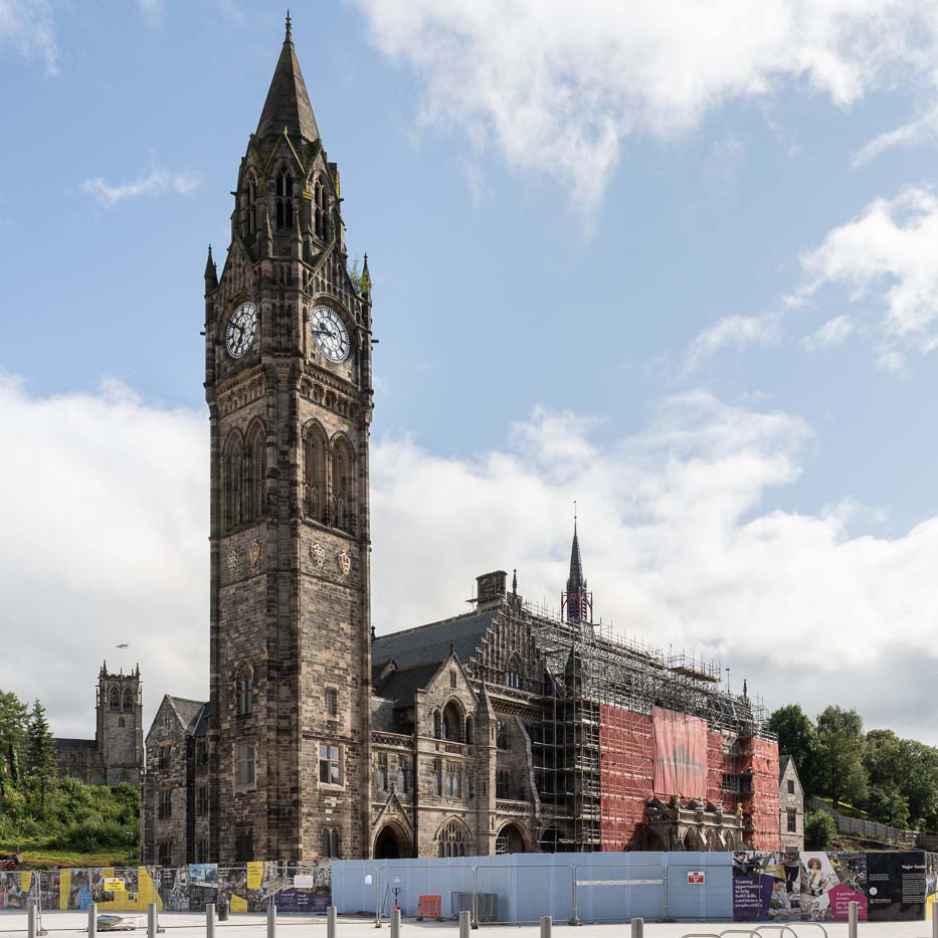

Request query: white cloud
[
  {"left": 81, "top": 166, "right": 201, "bottom": 207},
  {"left": 5, "top": 377, "right": 938, "bottom": 741},
  {"left": 797, "top": 186, "right": 938, "bottom": 364},
  {"left": 803, "top": 314, "right": 854, "bottom": 351},
  {"left": 354, "top": 0, "right": 938, "bottom": 213},
  {"left": 853, "top": 103, "right": 938, "bottom": 168},
  {"left": 684, "top": 313, "right": 780, "bottom": 372},
  {"left": 0, "top": 0, "right": 58, "bottom": 74}
]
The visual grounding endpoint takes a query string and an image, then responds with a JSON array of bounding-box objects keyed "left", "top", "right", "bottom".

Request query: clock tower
[{"left": 204, "top": 15, "right": 374, "bottom": 861}]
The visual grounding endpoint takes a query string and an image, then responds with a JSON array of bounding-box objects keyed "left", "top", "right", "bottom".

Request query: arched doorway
[
  {"left": 374, "top": 825, "right": 405, "bottom": 859},
  {"left": 495, "top": 823, "right": 526, "bottom": 855}
]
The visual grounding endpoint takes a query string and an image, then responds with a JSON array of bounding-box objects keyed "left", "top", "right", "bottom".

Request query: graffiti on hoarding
[{"left": 0, "top": 861, "right": 331, "bottom": 915}]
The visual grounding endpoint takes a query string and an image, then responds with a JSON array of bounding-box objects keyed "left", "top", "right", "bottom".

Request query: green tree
[
  {"left": 866, "top": 783, "right": 911, "bottom": 828},
  {"left": 768, "top": 704, "right": 820, "bottom": 796},
  {"left": 816, "top": 706, "right": 868, "bottom": 810},
  {"left": 0, "top": 691, "right": 28, "bottom": 786},
  {"left": 804, "top": 810, "right": 837, "bottom": 849},
  {"left": 25, "top": 699, "right": 55, "bottom": 813}
]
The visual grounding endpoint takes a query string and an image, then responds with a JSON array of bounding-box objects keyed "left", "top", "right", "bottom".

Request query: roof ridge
[{"left": 374, "top": 608, "right": 493, "bottom": 643}]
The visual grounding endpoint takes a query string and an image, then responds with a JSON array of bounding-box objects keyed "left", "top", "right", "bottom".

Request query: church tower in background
[{"left": 203, "top": 15, "right": 374, "bottom": 862}]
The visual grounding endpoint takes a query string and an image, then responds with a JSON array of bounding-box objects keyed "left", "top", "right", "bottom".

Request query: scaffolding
[{"left": 520, "top": 599, "right": 773, "bottom": 852}]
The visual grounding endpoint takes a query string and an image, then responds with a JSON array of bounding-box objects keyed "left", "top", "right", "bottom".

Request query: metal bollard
[
  {"left": 390, "top": 907, "right": 401, "bottom": 938},
  {"left": 88, "top": 902, "right": 97, "bottom": 938},
  {"left": 630, "top": 918, "right": 644, "bottom": 938},
  {"left": 27, "top": 899, "right": 37, "bottom": 938},
  {"left": 539, "top": 914, "right": 551, "bottom": 938},
  {"left": 458, "top": 910, "right": 471, "bottom": 938},
  {"left": 206, "top": 903, "right": 216, "bottom": 938},
  {"left": 328, "top": 906, "right": 337, "bottom": 938},
  {"left": 148, "top": 902, "right": 157, "bottom": 938},
  {"left": 848, "top": 900, "right": 858, "bottom": 938},
  {"left": 267, "top": 897, "right": 277, "bottom": 938},
  {"left": 933, "top": 897, "right": 938, "bottom": 938}
]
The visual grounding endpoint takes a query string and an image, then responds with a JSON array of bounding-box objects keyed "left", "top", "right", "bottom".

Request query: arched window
[
  {"left": 304, "top": 422, "right": 328, "bottom": 523},
  {"left": 331, "top": 437, "right": 355, "bottom": 533},
  {"left": 243, "top": 423, "right": 265, "bottom": 523},
  {"left": 123, "top": 689, "right": 133, "bottom": 712},
  {"left": 247, "top": 175, "right": 257, "bottom": 235},
  {"left": 237, "top": 667, "right": 254, "bottom": 717},
  {"left": 320, "top": 828, "right": 341, "bottom": 858},
  {"left": 314, "top": 181, "right": 324, "bottom": 239},
  {"left": 442, "top": 700, "right": 463, "bottom": 742},
  {"left": 433, "top": 709, "right": 442, "bottom": 740},
  {"left": 275, "top": 168, "right": 294, "bottom": 229},
  {"left": 109, "top": 686, "right": 120, "bottom": 710},
  {"left": 504, "top": 654, "right": 522, "bottom": 690},
  {"left": 223, "top": 432, "right": 244, "bottom": 532},
  {"left": 496, "top": 824, "right": 526, "bottom": 855},
  {"left": 437, "top": 820, "right": 468, "bottom": 858}
]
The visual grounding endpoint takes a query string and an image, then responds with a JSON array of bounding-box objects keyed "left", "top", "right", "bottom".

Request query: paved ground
[{"left": 0, "top": 912, "right": 934, "bottom": 938}]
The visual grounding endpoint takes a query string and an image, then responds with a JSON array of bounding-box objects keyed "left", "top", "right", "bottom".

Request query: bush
[
  {"left": 62, "top": 819, "right": 134, "bottom": 853},
  {"left": 805, "top": 810, "right": 838, "bottom": 850}
]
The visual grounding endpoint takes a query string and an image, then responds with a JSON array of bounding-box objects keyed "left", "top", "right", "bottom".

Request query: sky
[{"left": 3, "top": 0, "right": 938, "bottom": 745}]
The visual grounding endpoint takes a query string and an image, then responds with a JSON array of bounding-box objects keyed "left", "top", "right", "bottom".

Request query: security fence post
[
  {"left": 267, "top": 896, "right": 277, "bottom": 938},
  {"left": 206, "top": 903, "right": 216, "bottom": 938},
  {"left": 147, "top": 902, "right": 157, "bottom": 938},
  {"left": 630, "top": 917, "right": 644, "bottom": 938},
  {"left": 539, "top": 914, "right": 551, "bottom": 938},
  {"left": 933, "top": 897, "right": 938, "bottom": 938},
  {"left": 328, "top": 905, "right": 337, "bottom": 938},
  {"left": 374, "top": 870, "right": 382, "bottom": 928},
  {"left": 848, "top": 900, "right": 858, "bottom": 938},
  {"left": 568, "top": 865, "right": 580, "bottom": 926},
  {"left": 471, "top": 866, "right": 479, "bottom": 930},
  {"left": 390, "top": 906, "right": 401, "bottom": 938},
  {"left": 458, "top": 910, "right": 471, "bottom": 938},
  {"left": 88, "top": 903, "right": 97, "bottom": 938},
  {"left": 27, "top": 899, "right": 37, "bottom": 938}
]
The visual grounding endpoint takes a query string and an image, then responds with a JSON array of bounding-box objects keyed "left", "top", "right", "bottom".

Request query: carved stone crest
[
  {"left": 249, "top": 540, "right": 264, "bottom": 571},
  {"left": 310, "top": 542, "right": 326, "bottom": 569},
  {"left": 337, "top": 550, "right": 351, "bottom": 577}
]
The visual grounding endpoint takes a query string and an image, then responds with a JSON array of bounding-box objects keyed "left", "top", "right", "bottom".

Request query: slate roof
[
  {"left": 373, "top": 664, "right": 440, "bottom": 707},
  {"left": 255, "top": 24, "right": 320, "bottom": 143},
  {"left": 167, "top": 696, "right": 208, "bottom": 735},
  {"left": 372, "top": 609, "right": 497, "bottom": 671},
  {"left": 55, "top": 737, "right": 96, "bottom": 751}
]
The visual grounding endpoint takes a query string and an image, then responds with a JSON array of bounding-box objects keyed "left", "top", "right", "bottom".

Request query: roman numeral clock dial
[
  {"left": 225, "top": 301, "right": 257, "bottom": 359},
  {"left": 311, "top": 305, "right": 350, "bottom": 363}
]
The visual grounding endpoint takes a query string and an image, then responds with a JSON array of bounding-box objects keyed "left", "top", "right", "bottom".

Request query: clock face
[
  {"left": 225, "top": 301, "right": 257, "bottom": 359},
  {"left": 311, "top": 305, "right": 350, "bottom": 363}
]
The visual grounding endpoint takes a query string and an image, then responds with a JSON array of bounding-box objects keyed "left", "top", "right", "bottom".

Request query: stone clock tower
[{"left": 203, "top": 16, "right": 373, "bottom": 862}]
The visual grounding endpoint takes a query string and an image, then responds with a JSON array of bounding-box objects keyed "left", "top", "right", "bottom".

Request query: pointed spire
[
  {"left": 204, "top": 245, "right": 218, "bottom": 291},
  {"left": 564, "top": 504, "right": 592, "bottom": 624},
  {"left": 256, "top": 15, "right": 320, "bottom": 144},
  {"left": 567, "top": 506, "right": 585, "bottom": 595},
  {"left": 359, "top": 253, "right": 372, "bottom": 298},
  {"left": 512, "top": 568, "right": 518, "bottom": 595}
]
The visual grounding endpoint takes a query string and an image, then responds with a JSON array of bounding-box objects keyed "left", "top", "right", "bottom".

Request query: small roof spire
[
  {"left": 512, "top": 569, "right": 518, "bottom": 595},
  {"left": 285, "top": 9, "right": 292, "bottom": 43},
  {"left": 360, "top": 252, "right": 372, "bottom": 297},
  {"left": 204, "top": 245, "right": 218, "bottom": 291}
]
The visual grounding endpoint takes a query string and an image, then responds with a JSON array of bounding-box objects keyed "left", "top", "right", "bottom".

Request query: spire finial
[
  {"left": 285, "top": 10, "right": 292, "bottom": 43},
  {"left": 512, "top": 569, "right": 518, "bottom": 595}
]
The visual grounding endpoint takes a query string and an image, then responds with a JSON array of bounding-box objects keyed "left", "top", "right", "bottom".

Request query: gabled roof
[
  {"left": 255, "top": 20, "right": 320, "bottom": 144},
  {"left": 372, "top": 608, "right": 497, "bottom": 671},
  {"left": 164, "top": 694, "right": 208, "bottom": 734},
  {"left": 779, "top": 754, "right": 802, "bottom": 784}
]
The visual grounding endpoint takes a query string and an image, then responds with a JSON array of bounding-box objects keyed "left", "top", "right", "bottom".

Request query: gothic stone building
[
  {"left": 56, "top": 662, "right": 143, "bottom": 786},
  {"left": 141, "top": 18, "right": 782, "bottom": 866}
]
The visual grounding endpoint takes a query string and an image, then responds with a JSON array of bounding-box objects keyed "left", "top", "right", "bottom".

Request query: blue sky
[{"left": 4, "top": 0, "right": 938, "bottom": 741}]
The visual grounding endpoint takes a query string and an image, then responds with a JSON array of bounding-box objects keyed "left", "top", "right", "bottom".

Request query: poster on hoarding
[
  {"left": 652, "top": 706, "right": 707, "bottom": 799},
  {"left": 866, "top": 851, "right": 926, "bottom": 922}
]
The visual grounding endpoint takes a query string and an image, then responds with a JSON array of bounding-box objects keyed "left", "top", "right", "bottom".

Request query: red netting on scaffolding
[
  {"left": 706, "top": 729, "right": 739, "bottom": 812},
  {"left": 744, "top": 736, "right": 781, "bottom": 851},
  {"left": 599, "top": 704, "right": 654, "bottom": 851}
]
